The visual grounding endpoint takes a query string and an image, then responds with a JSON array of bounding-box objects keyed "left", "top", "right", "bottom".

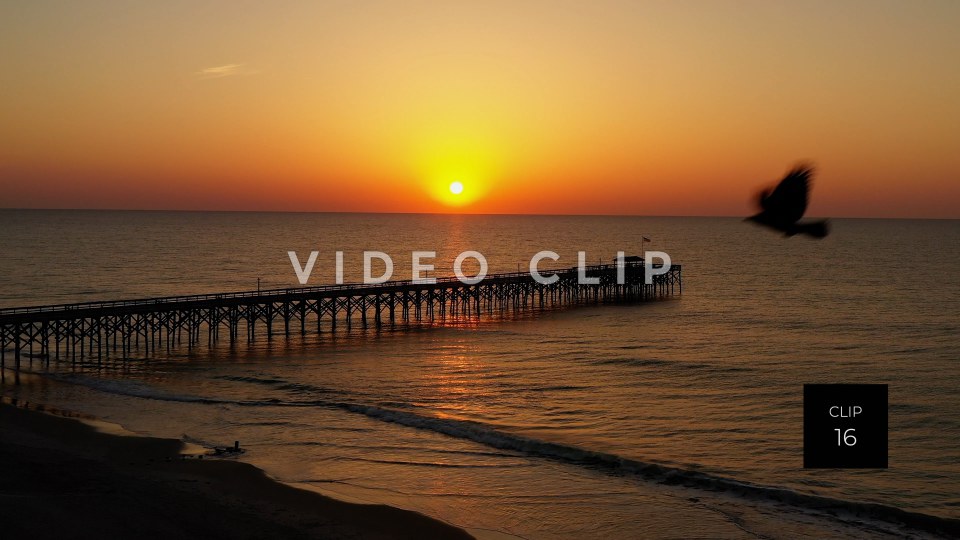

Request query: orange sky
[{"left": 1, "top": 1, "right": 958, "bottom": 217}]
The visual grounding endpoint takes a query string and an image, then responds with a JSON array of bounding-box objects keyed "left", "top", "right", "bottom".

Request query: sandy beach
[{"left": 0, "top": 402, "right": 473, "bottom": 540}]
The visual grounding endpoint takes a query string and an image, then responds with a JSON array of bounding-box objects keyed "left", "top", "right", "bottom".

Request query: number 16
[{"left": 835, "top": 428, "right": 857, "bottom": 446}]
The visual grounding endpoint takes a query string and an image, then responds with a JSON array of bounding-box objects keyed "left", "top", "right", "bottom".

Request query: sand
[{"left": 0, "top": 402, "right": 474, "bottom": 540}]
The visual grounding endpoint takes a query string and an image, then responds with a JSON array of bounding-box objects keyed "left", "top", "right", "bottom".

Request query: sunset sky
[{"left": 1, "top": 1, "right": 958, "bottom": 218}]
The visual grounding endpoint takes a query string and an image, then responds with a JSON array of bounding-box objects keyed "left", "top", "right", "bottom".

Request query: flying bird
[{"left": 747, "top": 164, "right": 829, "bottom": 238}]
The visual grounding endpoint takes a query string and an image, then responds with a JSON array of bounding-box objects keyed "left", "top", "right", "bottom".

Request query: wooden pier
[{"left": 0, "top": 261, "right": 681, "bottom": 383}]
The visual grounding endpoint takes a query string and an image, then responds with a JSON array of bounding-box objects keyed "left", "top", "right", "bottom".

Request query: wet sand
[{"left": 0, "top": 402, "right": 473, "bottom": 540}]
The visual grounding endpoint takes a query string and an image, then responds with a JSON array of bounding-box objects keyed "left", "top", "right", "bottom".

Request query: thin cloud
[{"left": 196, "top": 63, "right": 258, "bottom": 79}]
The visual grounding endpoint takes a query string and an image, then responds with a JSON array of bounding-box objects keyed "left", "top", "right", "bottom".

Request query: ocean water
[{"left": 2, "top": 210, "right": 959, "bottom": 539}]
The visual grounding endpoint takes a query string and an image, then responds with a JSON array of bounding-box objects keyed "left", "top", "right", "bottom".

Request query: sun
[{"left": 425, "top": 175, "right": 485, "bottom": 209}]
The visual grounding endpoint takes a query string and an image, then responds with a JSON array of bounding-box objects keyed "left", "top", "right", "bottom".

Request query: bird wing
[{"left": 760, "top": 165, "right": 813, "bottom": 224}]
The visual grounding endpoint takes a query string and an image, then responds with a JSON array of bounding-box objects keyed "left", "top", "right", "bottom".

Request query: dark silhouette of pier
[{"left": 0, "top": 260, "right": 681, "bottom": 384}]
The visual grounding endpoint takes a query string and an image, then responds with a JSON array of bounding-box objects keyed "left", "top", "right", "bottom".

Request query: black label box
[{"left": 804, "top": 384, "right": 888, "bottom": 468}]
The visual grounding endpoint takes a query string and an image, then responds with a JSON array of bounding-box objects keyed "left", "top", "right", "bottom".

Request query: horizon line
[{"left": 1, "top": 206, "right": 958, "bottom": 221}]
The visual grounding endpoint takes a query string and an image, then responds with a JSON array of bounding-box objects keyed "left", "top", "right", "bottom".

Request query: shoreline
[
  {"left": 5, "top": 384, "right": 960, "bottom": 539},
  {"left": 0, "top": 400, "right": 474, "bottom": 540}
]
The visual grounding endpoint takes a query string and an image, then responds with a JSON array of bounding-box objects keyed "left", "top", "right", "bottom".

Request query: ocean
[{"left": 2, "top": 210, "right": 959, "bottom": 538}]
